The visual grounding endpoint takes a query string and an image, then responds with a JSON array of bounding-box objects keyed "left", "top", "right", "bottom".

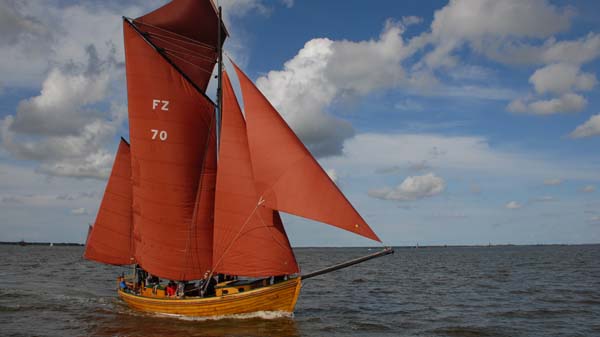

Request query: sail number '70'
[{"left": 150, "top": 99, "right": 169, "bottom": 141}]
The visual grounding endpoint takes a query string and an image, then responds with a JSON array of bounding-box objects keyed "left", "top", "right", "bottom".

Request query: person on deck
[
  {"left": 119, "top": 277, "right": 128, "bottom": 291},
  {"left": 166, "top": 281, "right": 177, "bottom": 297}
]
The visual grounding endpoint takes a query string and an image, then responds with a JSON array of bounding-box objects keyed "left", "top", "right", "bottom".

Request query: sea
[{"left": 1, "top": 245, "right": 599, "bottom": 337}]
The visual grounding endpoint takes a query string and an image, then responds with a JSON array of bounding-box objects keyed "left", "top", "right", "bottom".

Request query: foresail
[
  {"left": 124, "top": 21, "right": 216, "bottom": 280},
  {"left": 231, "top": 62, "right": 381, "bottom": 242},
  {"left": 134, "top": 0, "right": 226, "bottom": 91},
  {"left": 84, "top": 139, "right": 134, "bottom": 265},
  {"left": 212, "top": 71, "right": 299, "bottom": 277}
]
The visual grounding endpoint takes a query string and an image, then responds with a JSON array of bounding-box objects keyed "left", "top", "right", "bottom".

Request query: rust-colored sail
[
  {"left": 231, "top": 62, "right": 381, "bottom": 242},
  {"left": 134, "top": 0, "right": 226, "bottom": 91},
  {"left": 124, "top": 21, "right": 216, "bottom": 280},
  {"left": 84, "top": 139, "right": 134, "bottom": 265},
  {"left": 212, "top": 71, "right": 299, "bottom": 277},
  {"left": 185, "top": 117, "right": 217, "bottom": 277}
]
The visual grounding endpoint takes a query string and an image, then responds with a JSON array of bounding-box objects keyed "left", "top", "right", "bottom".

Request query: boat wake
[{"left": 152, "top": 310, "right": 294, "bottom": 321}]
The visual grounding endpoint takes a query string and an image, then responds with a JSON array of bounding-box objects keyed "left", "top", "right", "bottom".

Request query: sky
[{"left": 1, "top": 0, "right": 600, "bottom": 247}]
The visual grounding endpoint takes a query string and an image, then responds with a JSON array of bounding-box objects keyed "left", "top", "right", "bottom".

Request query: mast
[{"left": 216, "top": 6, "right": 223, "bottom": 156}]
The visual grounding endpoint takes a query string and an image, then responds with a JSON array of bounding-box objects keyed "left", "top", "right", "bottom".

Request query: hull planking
[{"left": 118, "top": 278, "right": 302, "bottom": 317}]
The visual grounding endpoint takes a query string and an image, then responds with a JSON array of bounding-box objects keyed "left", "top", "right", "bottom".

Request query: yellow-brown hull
[{"left": 118, "top": 278, "right": 302, "bottom": 317}]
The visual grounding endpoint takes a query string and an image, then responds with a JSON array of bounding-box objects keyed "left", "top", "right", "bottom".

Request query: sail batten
[{"left": 231, "top": 62, "right": 381, "bottom": 242}]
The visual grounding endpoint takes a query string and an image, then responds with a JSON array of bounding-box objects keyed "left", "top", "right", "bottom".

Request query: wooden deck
[{"left": 118, "top": 278, "right": 302, "bottom": 317}]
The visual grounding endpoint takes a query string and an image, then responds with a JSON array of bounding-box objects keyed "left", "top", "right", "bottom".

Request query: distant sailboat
[{"left": 83, "top": 0, "right": 392, "bottom": 318}]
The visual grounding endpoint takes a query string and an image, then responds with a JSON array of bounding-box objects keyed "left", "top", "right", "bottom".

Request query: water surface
[{"left": 1, "top": 245, "right": 599, "bottom": 336}]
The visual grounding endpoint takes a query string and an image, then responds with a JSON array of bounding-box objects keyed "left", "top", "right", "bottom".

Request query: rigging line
[
  {"left": 202, "top": 196, "right": 265, "bottom": 292},
  {"left": 256, "top": 210, "right": 297, "bottom": 256},
  {"left": 132, "top": 19, "right": 216, "bottom": 50},
  {"left": 147, "top": 36, "right": 217, "bottom": 61},
  {"left": 145, "top": 32, "right": 217, "bottom": 52},
  {"left": 124, "top": 18, "right": 216, "bottom": 107},
  {"left": 163, "top": 51, "right": 216, "bottom": 75},
  {"left": 156, "top": 44, "right": 216, "bottom": 63}
]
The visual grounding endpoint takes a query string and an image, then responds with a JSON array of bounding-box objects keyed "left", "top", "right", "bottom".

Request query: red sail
[
  {"left": 231, "top": 62, "right": 381, "bottom": 242},
  {"left": 134, "top": 0, "right": 226, "bottom": 91},
  {"left": 124, "top": 21, "right": 216, "bottom": 280},
  {"left": 84, "top": 139, "right": 134, "bottom": 265},
  {"left": 212, "top": 71, "right": 299, "bottom": 277},
  {"left": 186, "top": 117, "right": 217, "bottom": 276}
]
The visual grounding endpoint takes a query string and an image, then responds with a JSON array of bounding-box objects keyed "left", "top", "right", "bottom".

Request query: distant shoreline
[{"left": 1, "top": 241, "right": 597, "bottom": 248}]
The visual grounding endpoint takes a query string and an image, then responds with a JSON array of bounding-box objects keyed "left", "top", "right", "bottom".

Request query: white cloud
[
  {"left": 255, "top": 21, "right": 408, "bottom": 156},
  {"left": 486, "top": 33, "right": 600, "bottom": 66},
  {"left": 582, "top": 185, "right": 596, "bottom": 193},
  {"left": 420, "top": 0, "right": 573, "bottom": 69},
  {"left": 508, "top": 93, "right": 587, "bottom": 115},
  {"left": 570, "top": 114, "right": 600, "bottom": 138},
  {"left": 505, "top": 201, "right": 522, "bottom": 209},
  {"left": 322, "top": 132, "right": 600, "bottom": 181},
  {"left": 11, "top": 65, "right": 112, "bottom": 136},
  {"left": 325, "top": 168, "right": 338, "bottom": 184},
  {"left": 544, "top": 178, "right": 563, "bottom": 186},
  {"left": 529, "top": 63, "right": 596, "bottom": 95},
  {"left": 70, "top": 207, "right": 88, "bottom": 215},
  {"left": 280, "top": 0, "right": 294, "bottom": 9},
  {"left": 509, "top": 63, "right": 596, "bottom": 116},
  {"left": 401, "top": 16, "right": 422, "bottom": 27},
  {"left": 369, "top": 173, "right": 446, "bottom": 201}
]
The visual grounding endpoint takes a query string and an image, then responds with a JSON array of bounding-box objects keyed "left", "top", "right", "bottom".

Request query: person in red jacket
[{"left": 166, "top": 281, "right": 177, "bottom": 297}]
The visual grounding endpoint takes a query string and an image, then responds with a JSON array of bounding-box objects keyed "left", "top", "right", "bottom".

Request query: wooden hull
[{"left": 118, "top": 278, "right": 302, "bottom": 317}]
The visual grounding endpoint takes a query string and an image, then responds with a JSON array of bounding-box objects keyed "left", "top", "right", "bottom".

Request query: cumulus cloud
[
  {"left": 505, "top": 201, "right": 522, "bottom": 209},
  {"left": 570, "top": 114, "right": 600, "bottom": 138},
  {"left": 280, "top": 0, "right": 294, "bottom": 9},
  {"left": 322, "top": 133, "right": 600, "bottom": 181},
  {"left": 255, "top": 20, "right": 408, "bottom": 156},
  {"left": 508, "top": 63, "right": 596, "bottom": 115},
  {"left": 401, "top": 16, "right": 422, "bottom": 27},
  {"left": 368, "top": 173, "right": 446, "bottom": 201},
  {"left": 529, "top": 63, "right": 596, "bottom": 95},
  {"left": 70, "top": 207, "right": 88, "bottom": 215},
  {"left": 484, "top": 32, "right": 600, "bottom": 66},
  {"left": 582, "top": 185, "right": 596, "bottom": 193},
  {"left": 508, "top": 93, "right": 587, "bottom": 115},
  {"left": 417, "top": 0, "right": 574, "bottom": 69},
  {"left": 325, "top": 168, "right": 339, "bottom": 184},
  {"left": 544, "top": 178, "right": 563, "bottom": 186},
  {"left": 401, "top": 0, "right": 599, "bottom": 116}
]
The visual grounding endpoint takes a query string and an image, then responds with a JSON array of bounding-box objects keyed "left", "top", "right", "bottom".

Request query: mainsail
[
  {"left": 124, "top": 20, "right": 216, "bottom": 281},
  {"left": 84, "top": 139, "right": 133, "bottom": 265}
]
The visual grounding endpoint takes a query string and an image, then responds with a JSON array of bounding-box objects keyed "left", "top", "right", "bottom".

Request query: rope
[
  {"left": 202, "top": 196, "right": 265, "bottom": 292},
  {"left": 134, "top": 20, "right": 216, "bottom": 50}
]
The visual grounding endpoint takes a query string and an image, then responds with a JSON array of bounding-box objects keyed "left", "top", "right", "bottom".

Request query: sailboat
[{"left": 84, "top": 0, "right": 392, "bottom": 318}]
